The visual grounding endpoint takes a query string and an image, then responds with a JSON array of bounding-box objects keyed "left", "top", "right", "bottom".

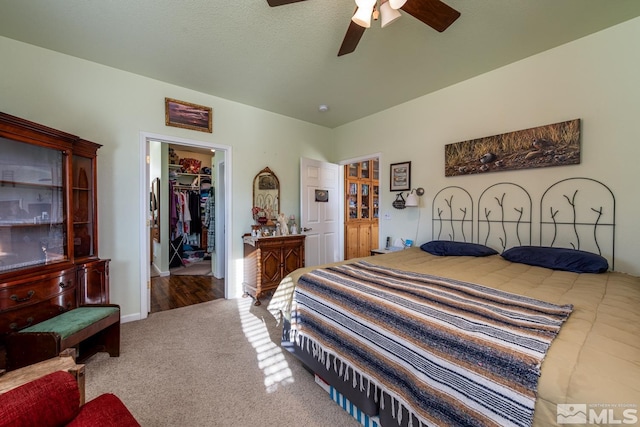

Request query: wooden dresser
[
  {"left": 0, "top": 112, "right": 110, "bottom": 370},
  {"left": 242, "top": 234, "right": 305, "bottom": 305},
  {"left": 0, "top": 267, "right": 78, "bottom": 335}
]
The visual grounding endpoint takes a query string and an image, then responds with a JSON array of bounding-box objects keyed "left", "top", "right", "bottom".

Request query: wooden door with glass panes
[
  {"left": 72, "top": 139, "right": 110, "bottom": 305},
  {"left": 72, "top": 141, "right": 97, "bottom": 259},
  {"left": 0, "top": 112, "right": 110, "bottom": 370},
  {"left": 344, "top": 159, "right": 379, "bottom": 259}
]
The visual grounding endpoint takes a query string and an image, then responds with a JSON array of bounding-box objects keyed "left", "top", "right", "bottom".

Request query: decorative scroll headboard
[{"left": 432, "top": 177, "right": 616, "bottom": 269}]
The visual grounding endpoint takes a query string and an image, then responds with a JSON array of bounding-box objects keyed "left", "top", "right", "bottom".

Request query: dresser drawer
[
  {"left": 0, "top": 269, "right": 76, "bottom": 312},
  {"left": 0, "top": 288, "right": 77, "bottom": 333}
]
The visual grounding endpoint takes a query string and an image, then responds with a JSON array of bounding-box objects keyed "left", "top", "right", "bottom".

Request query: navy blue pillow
[
  {"left": 420, "top": 240, "right": 498, "bottom": 257},
  {"left": 501, "top": 246, "right": 608, "bottom": 274}
]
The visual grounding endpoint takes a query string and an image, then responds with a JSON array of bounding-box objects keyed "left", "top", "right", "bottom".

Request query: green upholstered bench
[{"left": 6, "top": 304, "right": 120, "bottom": 371}]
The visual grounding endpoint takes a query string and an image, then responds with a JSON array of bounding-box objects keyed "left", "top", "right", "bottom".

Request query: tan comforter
[{"left": 268, "top": 248, "right": 640, "bottom": 426}]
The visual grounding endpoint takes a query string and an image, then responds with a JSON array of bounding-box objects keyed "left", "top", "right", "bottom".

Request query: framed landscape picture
[{"left": 165, "top": 98, "right": 213, "bottom": 133}]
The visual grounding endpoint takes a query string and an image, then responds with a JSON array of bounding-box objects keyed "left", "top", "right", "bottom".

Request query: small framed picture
[
  {"left": 315, "top": 189, "right": 329, "bottom": 202},
  {"left": 165, "top": 98, "right": 213, "bottom": 133},
  {"left": 390, "top": 161, "right": 411, "bottom": 191}
]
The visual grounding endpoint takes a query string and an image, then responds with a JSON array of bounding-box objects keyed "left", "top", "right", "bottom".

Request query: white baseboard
[{"left": 121, "top": 312, "right": 143, "bottom": 324}]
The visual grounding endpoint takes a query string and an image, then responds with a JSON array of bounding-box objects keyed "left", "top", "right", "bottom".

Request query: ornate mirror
[{"left": 253, "top": 167, "right": 279, "bottom": 220}]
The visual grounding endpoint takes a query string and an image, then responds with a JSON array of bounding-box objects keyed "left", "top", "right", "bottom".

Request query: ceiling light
[
  {"left": 379, "top": 0, "right": 401, "bottom": 28},
  {"left": 353, "top": 0, "right": 401, "bottom": 29},
  {"left": 318, "top": 104, "right": 329, "bottom": 112},
  {"left": 355, "top": 0, "right": 376, "bottom": 7},
  {"left": 352, "top": 5, "right": 374, "bottom": 28},
  {"left": 353, "top": 0, "right": 376, "bottom": 27},
  {"left": 389, "top": 0, "right": 407, "bottom": 9}
]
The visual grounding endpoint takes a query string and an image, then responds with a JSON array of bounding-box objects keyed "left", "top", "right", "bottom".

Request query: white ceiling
[{"left": 1, "top": 1, "right": 639, "bottom": 128}]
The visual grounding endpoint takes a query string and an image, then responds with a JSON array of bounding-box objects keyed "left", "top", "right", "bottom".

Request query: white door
[
  {"left": 300, "top": 158, "right": 341, "bottom": 267},
  {"left": 214, "top": 160, "right": 225, "bottom": 279}
]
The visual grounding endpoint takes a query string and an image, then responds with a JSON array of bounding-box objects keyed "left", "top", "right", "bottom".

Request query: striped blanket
[{"left": 290, "top": 261, "right": 573, "bottom": 427}]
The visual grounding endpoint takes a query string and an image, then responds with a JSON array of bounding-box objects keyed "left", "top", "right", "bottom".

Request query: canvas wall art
[{"left": 444, "top": 119, "right": 581, "bottom": 176}]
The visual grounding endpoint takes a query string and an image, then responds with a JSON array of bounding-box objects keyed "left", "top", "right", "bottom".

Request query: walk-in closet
[{"left": 149, "top": 141, "right": 225, "bottom": 312}]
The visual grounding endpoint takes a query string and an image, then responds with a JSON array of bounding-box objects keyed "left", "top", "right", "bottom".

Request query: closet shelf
[{"left": 172, "top": 184, "right": 199, "bottom": 189}]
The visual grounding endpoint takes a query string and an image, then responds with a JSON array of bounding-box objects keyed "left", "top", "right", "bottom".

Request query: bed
[{"left": 268, "top": 178, "right": 640, "bottom": 427}]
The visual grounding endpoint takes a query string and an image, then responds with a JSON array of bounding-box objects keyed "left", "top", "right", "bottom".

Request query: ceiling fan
[{"left": 266, "top": 0, "right": 460, "bottom": 56}]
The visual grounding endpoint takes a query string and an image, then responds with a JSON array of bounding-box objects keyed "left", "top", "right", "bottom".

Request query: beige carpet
[{"left": 84, "top": 298, "right": 360, "bottom": 426}]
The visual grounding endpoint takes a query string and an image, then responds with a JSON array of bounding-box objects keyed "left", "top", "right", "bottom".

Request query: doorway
[
  {"left": 151, "top": 143, "right": 223, "bottom": 312},
  {"left": 165, "top": 144, "right": 214, "bottom": 276},
  {"left": 339, "top": 153, "right": 382, "bottom": 260},
  {"left": 141, "top": 132, "right": 232, "bottom": 319}
]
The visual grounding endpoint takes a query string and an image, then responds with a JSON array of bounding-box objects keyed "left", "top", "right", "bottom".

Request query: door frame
[{"left": 139, "top": 131, "right": 232, "bottom": 319}]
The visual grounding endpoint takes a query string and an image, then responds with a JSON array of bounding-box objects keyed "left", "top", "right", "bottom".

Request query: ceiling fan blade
[
  {"left": 401, "top": 0, "right": 460, "bottom": 32},
  {"left": 266, "top": 0, "right": 306, "bottom": 6},
  {"left": 338, "top": 21, "right": 367, "bottom": 57}
]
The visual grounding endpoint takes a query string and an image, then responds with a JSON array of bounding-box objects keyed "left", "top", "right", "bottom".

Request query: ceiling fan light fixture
[
  {"left": 355, "top": 0, "right": 376, "bottom": 8},
  {"left": 388, "top": 0, "right": 407, "bottom": 9},
  {"left": 379, "top": 1, "right": 401, "bottom": 28},
  {"left": 352, "top": 6, "right": 374, "bottom": 28}
]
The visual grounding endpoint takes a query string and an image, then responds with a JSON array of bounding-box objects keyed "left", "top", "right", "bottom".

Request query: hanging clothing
[
  {"left": 170, "top": 183, "right": 206, "bottom": 245},
  {"left": 204, "top": 187, "right": 215, "bottom": 252},
  {"left": 169, "top": 180, "right": 178, "bottom": 233},
  {"left": 188, "top": 190, "right": 202, "bottom": 234},
  {"left": 180, "top": 191, "right": 191, "bottom": 235}
]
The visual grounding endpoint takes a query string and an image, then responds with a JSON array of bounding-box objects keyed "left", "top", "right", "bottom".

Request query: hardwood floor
[{"left": 150, "top": 275, "right": 225, "bottom": 313}]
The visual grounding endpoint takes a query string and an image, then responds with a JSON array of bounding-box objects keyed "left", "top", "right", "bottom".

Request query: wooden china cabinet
[
  {"left": 344, "top": 159, "right": 379, "bottom": 259},
  {"left": 0, "top": 112, "right": 110, "bottom": 369}
]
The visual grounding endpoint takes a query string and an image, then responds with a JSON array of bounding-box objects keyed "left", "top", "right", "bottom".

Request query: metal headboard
[
  {"left": 431, "top": 177, "right": 616, "bottom": 268},
  {"left": 540, "top": 177, "right": 615, "bottom": 269},
  {"left": 432, "top": 186, "right": 474, "bottom": 243},
  {"left": 478, "top": 183, "right": 532, "bottom": 253}
]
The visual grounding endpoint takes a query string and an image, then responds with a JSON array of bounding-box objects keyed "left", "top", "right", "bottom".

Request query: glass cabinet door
[
  {"left": 372, "top": 184, "right": 379, "bottom": 219},
  {"left": 348, "top": 163, "right": 359, "bottom": 178},
  {"left": 72, "top": 153, "right": 95, "bottom": 258},
  {"left": 361, "top": 184, "right": 369, "bottom": 219},
  {"left": 347, "top": 182, "right": 358, "bottom": 219},
  {"left": 345, "top": 160, "right": 380, "bottom": 222},
  {"left": 0, "top": 138, "right": 67, "bottom": 272},
  {"left": 360, "top": 161, "right": 369, "bottom": 179}
]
